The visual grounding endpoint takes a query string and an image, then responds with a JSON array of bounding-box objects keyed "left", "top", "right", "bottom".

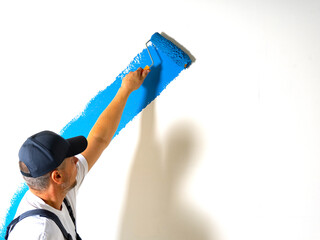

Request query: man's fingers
[
  {"left": 142, "top": 68, "right": 150, "bottom": 79},
  {"left": 136, "top": 67, "right": 143, "bottom": 75}
]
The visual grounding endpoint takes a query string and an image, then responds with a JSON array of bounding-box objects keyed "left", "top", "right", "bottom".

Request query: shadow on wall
[{"left": 118, "top": 65, "right": 214, "bottom": 239}]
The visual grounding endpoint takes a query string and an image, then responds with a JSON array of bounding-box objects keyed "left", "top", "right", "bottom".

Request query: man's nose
[{"left": 73, "top": 157, "right": 79, "bottom": 165}]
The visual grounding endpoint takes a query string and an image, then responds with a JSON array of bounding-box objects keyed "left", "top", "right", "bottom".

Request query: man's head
[{"left": 18, "top": 130, "right": 87, "bottom": 192}]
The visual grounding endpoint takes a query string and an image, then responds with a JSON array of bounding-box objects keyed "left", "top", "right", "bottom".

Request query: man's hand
[{"left": 121, "top": 67, "right": 150, "bottom": 94}]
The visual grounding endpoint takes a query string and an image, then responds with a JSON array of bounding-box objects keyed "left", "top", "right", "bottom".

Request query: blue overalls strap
[
  {"left": 63, "top": 198, "right": 82, "bottom": 240},
  {"left": 5, "top": 209, "right": 72, "bottom": 240}
]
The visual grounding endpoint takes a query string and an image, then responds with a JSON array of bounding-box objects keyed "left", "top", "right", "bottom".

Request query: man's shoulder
[{"left": 8, "top": 214, "right": 64, "bottom": 240}]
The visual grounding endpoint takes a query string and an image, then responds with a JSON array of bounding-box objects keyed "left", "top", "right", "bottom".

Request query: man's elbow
[{"left": 89, "top": 135, "right": 111, "bottom": 151}]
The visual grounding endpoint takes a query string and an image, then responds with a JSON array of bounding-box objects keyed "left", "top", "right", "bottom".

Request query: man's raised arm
[{"left": 82, "top": 67, "right": 150, "bottom": 171}]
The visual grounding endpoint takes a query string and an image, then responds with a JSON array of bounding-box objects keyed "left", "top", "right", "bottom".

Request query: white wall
[{"left": 1, "top": 0, "right": 320, "bottom": 239}]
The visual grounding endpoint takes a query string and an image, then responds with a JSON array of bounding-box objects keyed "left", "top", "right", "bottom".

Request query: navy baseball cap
[{"left": 19, "top": 130, "right": 88, "bottom": 178}]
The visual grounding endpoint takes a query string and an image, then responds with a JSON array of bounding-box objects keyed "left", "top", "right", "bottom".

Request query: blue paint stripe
[
  {"left": 60, "top": 46, "right": 184, "bottom": 139},
  {"left": 0, "top": 44, "right": 188, "bottom": 238}
]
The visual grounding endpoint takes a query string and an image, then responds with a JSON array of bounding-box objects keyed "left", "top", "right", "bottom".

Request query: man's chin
[{"left": 66, "top": 180, "right": 77, "bottom": 192}]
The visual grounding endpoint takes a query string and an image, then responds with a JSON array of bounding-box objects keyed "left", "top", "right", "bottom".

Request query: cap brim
[{"left": 66, "top": 136, "right": 88, "bottom": 157}]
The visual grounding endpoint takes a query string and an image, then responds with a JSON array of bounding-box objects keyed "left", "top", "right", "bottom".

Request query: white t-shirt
[{"left": 8, "top": 154, "right": 88, "bottom": 240}]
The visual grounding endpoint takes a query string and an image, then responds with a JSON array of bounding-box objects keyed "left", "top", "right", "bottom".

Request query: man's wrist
[{"left": 118, "top": 85, "right": 132, "bottom": 99}]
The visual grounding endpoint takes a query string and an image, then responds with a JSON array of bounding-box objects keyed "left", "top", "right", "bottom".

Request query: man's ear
[{"left": 51, "top": 170, "right": 63, "bottom": 184}]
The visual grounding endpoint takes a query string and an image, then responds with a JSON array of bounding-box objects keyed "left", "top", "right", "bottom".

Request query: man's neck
[{"left": 30, "top": 186, "right": 66, "bottom": 210}]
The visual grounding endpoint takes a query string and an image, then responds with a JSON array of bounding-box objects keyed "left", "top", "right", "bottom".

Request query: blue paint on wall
[
  {"left": 60, "top": 45, "right": 185, "bottom": 139},
  {"left": 0, "top": 43, "right": 190, "bottom": 238}
]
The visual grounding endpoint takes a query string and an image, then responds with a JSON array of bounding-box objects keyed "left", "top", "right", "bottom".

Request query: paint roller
[{"left": 144, "top": 32, "right": 192, "bottom": 70}]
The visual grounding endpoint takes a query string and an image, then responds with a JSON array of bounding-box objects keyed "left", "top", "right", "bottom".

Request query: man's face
[{"left": 61, "top": 156, "right": 78, "bottom": 191}]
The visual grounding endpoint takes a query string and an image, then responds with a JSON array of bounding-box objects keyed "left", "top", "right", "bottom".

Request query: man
[{"left": 6, "top": 67, "right": 150, "bottom": 239}]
